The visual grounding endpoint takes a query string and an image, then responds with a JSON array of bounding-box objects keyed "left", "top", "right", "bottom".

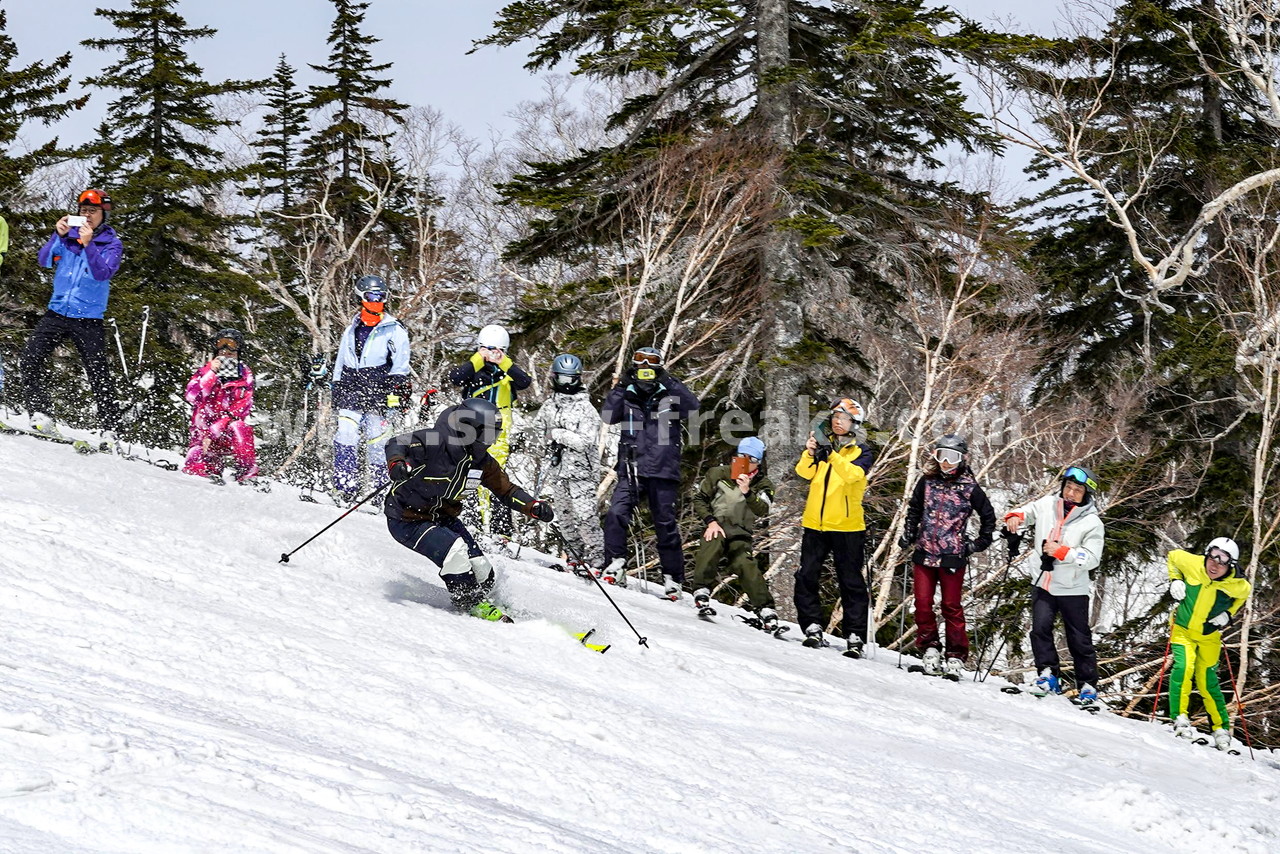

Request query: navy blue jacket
[{"left": 601, "top": 373, "right": 700, "bottom": 481}]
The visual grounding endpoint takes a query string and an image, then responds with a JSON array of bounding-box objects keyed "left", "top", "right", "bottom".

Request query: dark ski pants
[
  {"left": 388, "top": 516, "right": 492, "bottom": 609},
  {"left": 1030, "top": 587, "right": 1098, "bottom": 685},
  {"left": 692, "top": 534, "right": 775, "bottom": 610},
  {"left": 913, "top": 563, "right": 969, "bottom": 661},
  {"left": 21, "top": 310, "right": 117, "bottom": 429},
  {"left": 794, "top": 528, "right": 868, "bottom": 642},
  {"left": 603, "top": 475, "right": 684, "bottom": 581}
]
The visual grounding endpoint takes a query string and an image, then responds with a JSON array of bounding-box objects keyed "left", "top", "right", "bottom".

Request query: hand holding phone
[
  {"left": 67, "top": 215, "right": 88, "bottom": 228},
  {"left": 731, "top": 454, "right": 752, "bottom": 481}
]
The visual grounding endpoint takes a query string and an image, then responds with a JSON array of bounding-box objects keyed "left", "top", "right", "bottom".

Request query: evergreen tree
[
  {"left": 249, "top": 55, "right": 309, "bottom": 212},
  {"left": 481, "top": 0, "right": 1009, "bottom": 422},
  {"left": 82, "top": 0, "right": 260, "bottom": 443},
  {"left": 0, "top": 8, "right": 89, "bottom": 332},
  {"left": 302, "top": 0, "right": 408, "bottom": 233},
  {"left": 1017, "top": 0, "right": 1273, "bottom": 548}
]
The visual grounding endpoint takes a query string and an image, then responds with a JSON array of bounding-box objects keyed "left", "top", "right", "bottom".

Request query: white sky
[{"left": 4, "top": 0, "right": 1077, "bottom": 150}]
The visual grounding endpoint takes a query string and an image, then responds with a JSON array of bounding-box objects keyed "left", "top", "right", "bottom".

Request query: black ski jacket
[{"left": 384, "top": 404, "right": 538, "bottom": 524}]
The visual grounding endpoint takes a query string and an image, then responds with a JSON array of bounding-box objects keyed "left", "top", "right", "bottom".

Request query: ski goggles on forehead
[
  {"left": 1062, "top": 467, "right": 1098, "bottom": 491},
  {"left": 933, "top": 448, "right": 963, "bottom": 465},
  {"left": 1205, "top": 547, "right": 1237, "bottom": 568},
  {"left": 633, "top": 349, "right": 662, "bottom": 366}
]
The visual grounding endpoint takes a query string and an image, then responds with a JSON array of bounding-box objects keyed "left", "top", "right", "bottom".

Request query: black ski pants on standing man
[
  {"left": 794, "top": 528, "right": 870, "bottom": 643},
  {"left": 1029, "top": 587, "right": 1099, "bottom": 685},
  {"left": 22, "top": 310, "right": 118, "bottom": 429}
]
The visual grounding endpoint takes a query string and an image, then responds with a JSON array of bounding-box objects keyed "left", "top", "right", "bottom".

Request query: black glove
[
  {"left": 898, "top": 526, "right": 917, "bottom": 549},
  {"left": 549, "top": 441, "right": 564, "bottom": 466},
  {"left": 812, "top": 445, "right": 831, "bottom": 464},
  {"left": 1001, "top": 528, "right": 1023, "bottom": 559},
  {"left": 962, "top": 540, "right": 975, "bottom": 559},
  {"left": 388, "top": 459, "right": 411, "bottom": 483},
  {"left": 526, "top": 500, "right": 555, "bottom": 523}
]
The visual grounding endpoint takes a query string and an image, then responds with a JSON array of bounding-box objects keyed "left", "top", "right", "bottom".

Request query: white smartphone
[{"left": 66, "top": 215, "right": 88, "bottom": 227}]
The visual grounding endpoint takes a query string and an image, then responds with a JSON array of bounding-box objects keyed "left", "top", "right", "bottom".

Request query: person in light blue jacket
[
  {"left": 331, "top": 275, "right": 412, "bottom": 500},
  {"left": 21, "top": 189, "right": 124, "bottom": 437}
]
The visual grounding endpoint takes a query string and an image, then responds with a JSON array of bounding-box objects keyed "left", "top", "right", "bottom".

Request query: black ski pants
[
  {"left": 1030, "top": 587, "right": 1098, "bottom": 685},
  {"left": 21, "top": 310, "right": 117, "bottom": 429},
  {"left": 603, "top": 474, "right": 684, "bottom": 581},
  {"left": 794, "top": 528, "right": 869, "bottom": 642}
]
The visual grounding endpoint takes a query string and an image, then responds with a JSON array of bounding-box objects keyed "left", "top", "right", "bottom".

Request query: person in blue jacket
[
  {"left": 331, "top": 275, "right": 412, "bottom": 501},
  {"left": 21, "top": 189, "right": 124, "bottom": 438},
  {"left": 599, "top": 346, "right": 700, "bottom": 598}
]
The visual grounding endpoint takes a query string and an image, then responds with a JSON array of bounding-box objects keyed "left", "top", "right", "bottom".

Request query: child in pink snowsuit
[{"left": 183, "top": 329, "right": 258, "bottom": 482}]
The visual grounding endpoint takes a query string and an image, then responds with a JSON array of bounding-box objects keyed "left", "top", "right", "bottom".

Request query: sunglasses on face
[
  {"left": 480, "top": 346, "right": 505, "bottom": 353},
  {"left": 633, "top": 350, "right": 662, "bottom": 366},
  {"left": 1205, "top": 548, "right": 1237, "bottom": 569},
  {"left": 934, "top": 448, "right": 963, "bottom": 465},
  {"left": 745, "top": 455, "right": 761, "bottom": 465},
  {"left": 361, "top": 292, "right": 386, "bottom": 303},
  {"left": 1062, "top": 466, "right": 1098, "bottom": 491},
  {"left": 215, "top": 339, "right": 239, "bottom": 354}
]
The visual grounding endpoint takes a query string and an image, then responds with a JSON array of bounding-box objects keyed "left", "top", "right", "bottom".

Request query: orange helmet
[
  {"left": 78, "top": 188, "right": 113, "bottom": 211},
  {"left": 831, "top": 398, "right": 865, "bottom": 424}
]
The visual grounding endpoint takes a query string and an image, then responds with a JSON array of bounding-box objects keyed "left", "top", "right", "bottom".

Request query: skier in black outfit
[
  {"left": 599, "top": 347, "right": 700, "bottom": 598},
  {"left": 384, "top": 398, "right": 554, "bottom": 622}
]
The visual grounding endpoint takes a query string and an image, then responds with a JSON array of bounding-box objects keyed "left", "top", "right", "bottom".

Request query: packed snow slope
[{"left": 1, "top": 432, "right": 1278, "bottom": 854}]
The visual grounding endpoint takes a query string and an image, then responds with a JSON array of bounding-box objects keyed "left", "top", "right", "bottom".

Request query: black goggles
[{"left": 1205, "top": 548, "right": 1237, "bottom": 569}]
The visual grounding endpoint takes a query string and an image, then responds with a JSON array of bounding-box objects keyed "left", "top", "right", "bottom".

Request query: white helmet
[
  {"left": 477, "top": 324, "right": 510, "bottom": 350},
  {"left": 1206, "top": 536, "right": 1240, "bottom": 564}
]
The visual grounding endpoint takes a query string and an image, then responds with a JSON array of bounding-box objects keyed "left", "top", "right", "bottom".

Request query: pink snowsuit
[{"left": 183, "top": 361, "right": 258, "bottom": 481}]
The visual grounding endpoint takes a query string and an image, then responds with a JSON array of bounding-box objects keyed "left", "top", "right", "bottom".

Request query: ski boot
[
  {"left": 758, "top": 608, "right": 779, "bottom": 634},
  {"left": 921, "top": 648, "right": 943, "bottom": 676},
  {"left": 662, "top": 574, "right": 682, "bottom": 602},
  {"left": 1172, "top": 714, "right": 1195, "bottom": 739},
  {"left": 600, "top": 557, "right": 626, "bottom": 587},
  {"left": 469, "top": 601, "right": 513, "bottom": 623},
  {"left": 802, "top": 624, "right": 826, "bottom": 648},
  {"left": 1212, "top": 729, "right": 1234, "bottom": 752},
  {"left": 1030, "top": 668, "right": 1062, "bottom": 697},
  {"left": 30, "top": 412, "right": 62, "bottom": 438},
  {"left": 693, "top": 588, "right": 716, "bottom": 617},
  {"left": 842, "top": 635, "right": 865, "bottom": 659},
  {"left": 944, "top": 656, "right": 964, "bottom": 681},
  {"left": 1077, "top": 683, "right": 1098, "bottom": 704}
]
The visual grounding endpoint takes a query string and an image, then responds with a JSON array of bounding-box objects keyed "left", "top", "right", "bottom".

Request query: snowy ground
[{"left": 1, "top": 426, "right": 1278, "bottom": 853}]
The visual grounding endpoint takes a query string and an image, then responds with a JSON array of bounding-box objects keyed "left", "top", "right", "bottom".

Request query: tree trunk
[{"left": 756, "top": 0, "right": 809, "bottom": 620}]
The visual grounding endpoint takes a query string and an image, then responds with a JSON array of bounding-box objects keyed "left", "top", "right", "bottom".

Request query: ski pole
[
  {"left": 136, "top": 305, "right": 150, "bottom": 369},
  {"left": 896, "top": 556, "right": 911, "bottom": 669},
  {"left": 107, "top": 317, "right": 130, "bottom": 380},
  {"left": 974, "top": 530, "right": 1021, "bottom": 680},
  {"left": 279, "top": 479, "right": 392, "bottom": 564},
  {"left": 553, "top": 523, "right": 650, "bottom": 648},
  {"left": 1148, "top": 634, "right": 1172, "bottom": 722},
  {"left": 1222, "top": 648, "right": 1255, "bottom": 761}
]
